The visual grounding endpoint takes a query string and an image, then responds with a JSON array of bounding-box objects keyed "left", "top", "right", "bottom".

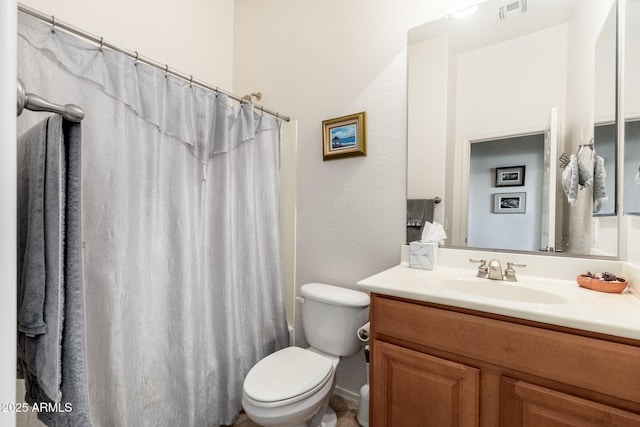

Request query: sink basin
[{"left": 440, "top": 279, "right": 567, "bottom": 305}]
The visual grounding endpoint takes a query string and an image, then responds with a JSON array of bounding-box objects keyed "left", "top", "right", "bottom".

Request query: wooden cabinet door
[
  {"left": 501, "top": 377, "right": 640, "bottom": 427},
  {"left": 371, "top": 340, "right": 479, "bottom": 427}
]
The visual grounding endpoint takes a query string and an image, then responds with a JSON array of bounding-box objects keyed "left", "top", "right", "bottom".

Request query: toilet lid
[{"left": 244, "top": 346, "right": 333, "bottom": 405}]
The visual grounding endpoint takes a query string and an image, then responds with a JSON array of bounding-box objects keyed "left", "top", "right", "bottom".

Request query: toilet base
[
  {"left": 318, "top": 407, "right": 337, "bottom": 427},
  {"left": 281, "top": 407, "right": 337, "bottom": 427}
]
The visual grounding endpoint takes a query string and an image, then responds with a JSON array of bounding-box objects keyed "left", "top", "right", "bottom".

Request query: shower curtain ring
[
  {"left": 51, "top": 16, "right": 56, "bottom": 33},
  {"left": 99, "top": 37, "right": 104, "bottom": 51},
  {"left": 189, "top": 75, "right": 193, "bottom": 87},
  {"left": 260, "top": 106, "right": 264, "bottom": 116},
  {"left": 133, "top": 51, "right": 139, "bottom": 66},
  {"left": 164, "top": 64, "right": 169, "bottom": 78}
]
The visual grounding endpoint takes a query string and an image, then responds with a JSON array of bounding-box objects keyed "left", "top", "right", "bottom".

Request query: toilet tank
[{"left": 300, "top": 283, "right": 370, "bottom": 357}]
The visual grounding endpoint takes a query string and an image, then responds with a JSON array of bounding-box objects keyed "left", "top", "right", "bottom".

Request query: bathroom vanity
[{"left": 357, "top": 262, "right": 640, "bottom": 427}]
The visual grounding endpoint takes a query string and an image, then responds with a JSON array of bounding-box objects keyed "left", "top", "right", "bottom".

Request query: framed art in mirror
[
  {"left": 496, "top": 165, "right": 525, "bottom": 187},
  {"left": 493, "top": 192, "right": 526, "bottom": 214},
  {"left": 322, "top": 112, "right": 367, "bottom": 160}
]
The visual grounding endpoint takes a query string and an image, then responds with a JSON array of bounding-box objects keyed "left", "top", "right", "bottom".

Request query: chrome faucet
[
  {"left": 470, "top": 258, "right": 527, "bottom": 281},
  {"left": 487, "top": 259, "right": 503, "bottom": 280},
  {"left": 469, "top": 259, "right": 488, "bottom": 278},
  {"left": 504, "top": 262, "right": 527, "bottom": 282}
]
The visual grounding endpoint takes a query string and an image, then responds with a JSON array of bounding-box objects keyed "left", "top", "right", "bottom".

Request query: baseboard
[{"left": 333, "top": 385, "right": 360, "bottom": 403}]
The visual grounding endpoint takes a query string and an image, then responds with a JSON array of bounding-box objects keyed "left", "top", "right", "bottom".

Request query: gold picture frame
[{"left": 322, "top": 112, "right": 367, "bottom": 160}]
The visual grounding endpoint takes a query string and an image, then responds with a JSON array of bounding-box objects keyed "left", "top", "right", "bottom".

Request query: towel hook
[{"left": 577, "top": 139, "right": 595, "bottom": 158}]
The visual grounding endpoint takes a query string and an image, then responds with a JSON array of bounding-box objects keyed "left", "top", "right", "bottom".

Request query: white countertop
[{"left": 356, "top": 263, "right": 640, "bottom": 341}]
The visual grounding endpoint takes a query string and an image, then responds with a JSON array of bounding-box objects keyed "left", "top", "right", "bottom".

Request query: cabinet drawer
[{"left": 372, "top": 294, "right": 640, "bottom": 404}]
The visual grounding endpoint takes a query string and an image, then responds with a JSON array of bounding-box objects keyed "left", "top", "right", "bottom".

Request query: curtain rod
[{"left": 17, "top": 3, "right": 290, "bottom": 122}]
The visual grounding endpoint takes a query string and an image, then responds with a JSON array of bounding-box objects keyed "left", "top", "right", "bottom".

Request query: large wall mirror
[{"left": 407, "top": 0, "right": 620, "bottom": 258}]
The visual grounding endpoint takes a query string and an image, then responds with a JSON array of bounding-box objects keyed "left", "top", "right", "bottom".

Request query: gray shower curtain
[{"left": 18, "top": 12, "right": 288, "bottom": 426}]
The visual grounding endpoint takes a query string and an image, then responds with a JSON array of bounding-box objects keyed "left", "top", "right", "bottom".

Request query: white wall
[
  {"left": 407, "top": 34, "right": 449, "bottom": 226},
  {"left": 0, "top": 1, "right": 17, "bottom": 425},
  {"left": 626, "top": 0, "right": 640, "bottom": 118},
  {"left": 594, "top": 3, "right": 617, "bottom": 123},
  {"left": 455, "top": 25, "right": 568, "bottom": 139},
  {"left": 19, "top": 0, "right": 233, "bottom": 87},
  {"left": 627, "top": 217, "right": 640, "bottom": 263},
  {"left": 234, "top": 0, "right": 453, "bottom": 396}
]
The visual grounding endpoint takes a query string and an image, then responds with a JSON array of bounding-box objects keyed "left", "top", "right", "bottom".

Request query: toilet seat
[{"left": 243, "top": 346, "right": 334, "bottom": 408}]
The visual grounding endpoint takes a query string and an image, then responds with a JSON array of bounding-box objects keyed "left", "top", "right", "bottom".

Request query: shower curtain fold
[
  {"left": 18, "top": 11, "right": 288, "bottom": 426},
  {"left": 18, "top": 13, "right": 260, "bottom": 164}
]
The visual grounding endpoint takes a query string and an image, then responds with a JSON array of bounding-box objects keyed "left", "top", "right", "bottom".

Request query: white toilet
[{"left": 242, "top": 283, "right": 370, "bottom": 427}]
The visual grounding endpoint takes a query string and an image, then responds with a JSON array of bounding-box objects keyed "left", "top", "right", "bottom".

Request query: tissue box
[{"left": 409, "top": 242, "right": 438, "bottom": 270}]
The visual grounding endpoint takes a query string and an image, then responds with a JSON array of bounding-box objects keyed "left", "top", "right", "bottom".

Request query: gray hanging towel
[
  {"left": 561, "top": 155, "right": 579, "bottom": 206},
  {"left": 577, "top": 156, "right": 593, "bottom": 188},
  {"left": 407, "top": 199, "right": 435, "bottom": 243},
  {"left": 17, "top": 115, "right": 92, "bottom": 426},
  {"left": 593, "top": 155, "right": 608, "bottom": 212},
  {"left": 562, "top": 154, "right": 593, "bottom": 207}
]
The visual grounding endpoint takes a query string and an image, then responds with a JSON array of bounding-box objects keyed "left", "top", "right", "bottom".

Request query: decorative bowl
[{"left": 577, "top": 275, "right": 628, "bottom": 293}]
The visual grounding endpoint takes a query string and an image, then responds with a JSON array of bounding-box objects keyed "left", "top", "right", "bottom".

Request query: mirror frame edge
[{"left": 616, "top": 0, "right": 627, "bottom": 259}]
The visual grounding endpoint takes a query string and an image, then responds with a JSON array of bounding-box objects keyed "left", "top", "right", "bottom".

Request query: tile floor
[{"left": 229, "top": 394, "right": 361, "bottom": 427}]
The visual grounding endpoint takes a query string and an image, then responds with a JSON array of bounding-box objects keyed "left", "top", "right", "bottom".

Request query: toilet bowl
[
  {"left": 242, "top": 283, "right": 370, "bottom": 427},
  {"left": 242, "top": 346, "right": 339, "bottom": 427}
]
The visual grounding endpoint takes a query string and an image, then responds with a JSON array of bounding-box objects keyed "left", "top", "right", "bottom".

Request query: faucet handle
[
  {"left": 504, "top": 262, "right": 526, "bottom": 281},
  {"left": 469, "top": 258, "right": 488, "bottom": 278},
  {"left": 507, "top": 262, "right": 526, "bottom": 269}
]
